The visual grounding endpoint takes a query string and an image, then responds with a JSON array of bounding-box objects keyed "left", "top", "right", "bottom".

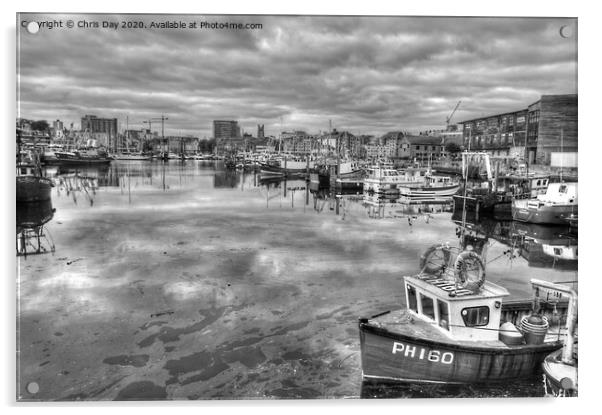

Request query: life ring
[
  {"left": 454, "top": 250, "right": 486, "bottom": 292},
  {"left": 419, "top": 244, "right": 452, "bottom": 274}
]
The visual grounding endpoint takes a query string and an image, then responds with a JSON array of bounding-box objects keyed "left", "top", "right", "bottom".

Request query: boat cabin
[
  {"left": 497, "top": 175, "right": 550, "bottom": 198},
  {"left": 403, "top": 273, "right": 509, "bottom": 341},
  {"left": 16, "top": 164, "right": 38, "bottom": 177},
  {"left": 534, "top": 182, "right": 577, "bottom": 205},
  {"left": 366, "top": 167, "right": 401, "bottom": 179},
  {"left": 425, "top": 175, "right": 454, "bottom": 187}
]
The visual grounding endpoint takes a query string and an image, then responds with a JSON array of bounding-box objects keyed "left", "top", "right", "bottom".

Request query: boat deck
[{"left": 366, "top": 309, "right": 564, "bottom": 350}]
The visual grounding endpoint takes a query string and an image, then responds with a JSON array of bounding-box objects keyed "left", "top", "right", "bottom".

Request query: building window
[{"left": 461, "top": 306, "right": 490, "bottom": 327}]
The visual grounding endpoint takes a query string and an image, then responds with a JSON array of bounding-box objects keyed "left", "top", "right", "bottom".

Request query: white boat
[
  {"left": 540, "top": 280, "right": 578, "bottom": 397},
  {"left": 512, "top": 182, "right": 578, "bottom": 225},
  {"left": 363, "top": 166, "right": 431, "bottom": 194},
  {"left": 398, "top": 175, "right": 460, "bottom": 198}
]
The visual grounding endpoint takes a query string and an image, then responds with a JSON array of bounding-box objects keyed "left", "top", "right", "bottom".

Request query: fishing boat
[
  {"left": 16, "top": 146, "right": 54, "bottom": 202},
  {"left": 512, "top": 182, "right": 577, "bottom": 225},
  {"left": 358, "top": 246, "right": 568, "bottom": 384},
  {"left": 540, "top": 280, "right": 578, "bottom": 397},
  {"left": 112, "top": 152, "right": 152, "bottom": 161},
  {"left": 259, "top": 157, "right": 314, "bottom": 178},
  {"left": 311, "top": 160, "right": 364, "bottom": 186},
  {"left": 398, "top": 174, "right": 460, "bottom": 198},
  {"left": 363, "top": 167, "right": 411, "bottom": 195},
  {"left": 453, "top": 153, "right": 550, "bottom": 219},
  {"left": 53, "top": 148, "right": 113, "bottom": 165},
  {"left": 17, "top": 164, "right": 54, "bottom": 202}
]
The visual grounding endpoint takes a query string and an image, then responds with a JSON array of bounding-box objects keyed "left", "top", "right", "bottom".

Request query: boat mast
[{"left": 560, "top": 128, "right": 564, "bottom": 183}]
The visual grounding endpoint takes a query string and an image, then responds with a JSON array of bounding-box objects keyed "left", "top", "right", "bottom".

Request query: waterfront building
[
  {"left": 459, "top": 94, "right": 577, "bottom": 167},
  {"left": 213, "top": 120, "right": 240, "bottom": 140},
  {"left": 52, "top": 120, "right": 65, "bottom": 139},
  {"left": 165, "top": 136, "right": 200, "bottom": 154},
  {"left": 404, "top": 135, "right": 445, "bottom": 162},
  {"left": 374, "top": 132, "right": 446, "bottom": 163},
  {"left": 253, "top": 138, "right": 275, "bottom": 153},
  {"left": 81, "top": 115, "right": 118, "bottom": 149},
  {"left": 257, "top": 124, "right": 265, "bottom": 139}
]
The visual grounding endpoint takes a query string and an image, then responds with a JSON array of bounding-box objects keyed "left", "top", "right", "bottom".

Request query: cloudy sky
[{"left": 17, "top": 14, "right": 577, "bottom": 138}]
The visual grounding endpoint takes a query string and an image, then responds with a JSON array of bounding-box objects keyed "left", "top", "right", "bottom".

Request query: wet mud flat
[
  {"left": 17, "top": 166, "right": 569, "bottom": 400},
  {"left": 17, "top": 189, "right": 443, "bottom": 401}
]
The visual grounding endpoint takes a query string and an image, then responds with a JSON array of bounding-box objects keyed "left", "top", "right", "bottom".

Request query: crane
[{"left": 446, "top": 100, "right": 462, "bottom": 129}]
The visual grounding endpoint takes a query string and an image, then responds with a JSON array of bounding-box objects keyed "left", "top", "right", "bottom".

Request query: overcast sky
[{"left": 17, "top": 14, "right": 577, "bottom": 138}]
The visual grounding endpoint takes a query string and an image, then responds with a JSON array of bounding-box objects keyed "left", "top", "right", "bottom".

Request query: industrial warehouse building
[{"left": 459, "top": 94, "right": 577, "bottom": 168}]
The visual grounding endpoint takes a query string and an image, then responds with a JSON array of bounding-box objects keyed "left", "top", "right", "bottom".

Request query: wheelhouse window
[
  {"left": 461, "top": 306, "right": 490, "bottom": 327},
  {"left": 437, "top": 299, "right": 450, "bottom": 330},
  {"left": 406, "top": 284, "right": 417, "bottom": 312},
  {"left": 420, "top": 294, "right": 435, "bottom": 320}
]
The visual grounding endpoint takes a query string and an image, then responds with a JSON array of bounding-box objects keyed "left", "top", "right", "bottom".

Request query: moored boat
[
  {"left": 540, "top": 280, "right": 578, "bottom": 397},
  {"left": 52, "top": 148, "right": 113, "bottom": 165},
  {"left": 16, "top": 151, "right": 54, "bottom": 202},
  {"left": 363, "top": 167, "right": 412, "bottom": 194},
  {"left": 359, "top": 246, "right": 568, "bottom": 384},
  {"left": 112, "top": 152, "right": 152, "bottom": 161},
  {"left": 398, "top": 174, "right": 460, "bottom": 198},
  {"left": 512, "top": 182, "right": 577, "bottom": 225},
  {"left": 260, "top": 158, "right": 314, "bottom": 178}
]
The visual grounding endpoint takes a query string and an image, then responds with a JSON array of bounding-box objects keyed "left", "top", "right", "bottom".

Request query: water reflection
[
  {"left": 18, "top": 161, "right": 578, "bottom": 399},
  {"left": 452, "top": 208, "right": 578, "bottom": 271},
  {"left": 16, "top": 200, "right": 56, "bottom": 257}
]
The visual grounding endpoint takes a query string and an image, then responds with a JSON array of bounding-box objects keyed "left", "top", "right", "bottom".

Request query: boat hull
[
  {"left": 399, "top": 184, "right": 460, "bottom": 198},
  {"left": 542, "top": 349, "right": 578, "bottom": 396},
  {"left": 112, "top": 155, "right": 152, "bottom": 161},
  {"left": 260, "top": 163, "right": 308, "bottom": 178},
  {"left": 359, "top": 321, "right": 561, "bottom": 384},
  {"left": 512, "top": 203, "right": 578, "bottom": 225},
  {"left": 16, "top": 176, "right": 54, "bottom": 202},
  {"left": 49, "top": 154, "right": 113, "bottom": 165}
]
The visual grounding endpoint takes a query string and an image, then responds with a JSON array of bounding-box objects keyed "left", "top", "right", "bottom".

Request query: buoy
[
  {"left": 499, "top": 321, "right": 524, "bottom": 345},
  {"left": 419, "top": 244, "right": 452, "bottom": 274},
  {"left": 454, "top": 250, "right": 486, "bottom": 292}
]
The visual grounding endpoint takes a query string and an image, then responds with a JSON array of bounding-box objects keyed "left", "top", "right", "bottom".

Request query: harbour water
[{"left": 16, "top": 160, "right": 578, "bottom": 400}]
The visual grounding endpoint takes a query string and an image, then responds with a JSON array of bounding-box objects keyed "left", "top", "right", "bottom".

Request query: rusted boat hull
[{"left": 359, "top": 320, "right": 561, "bottom": 384}]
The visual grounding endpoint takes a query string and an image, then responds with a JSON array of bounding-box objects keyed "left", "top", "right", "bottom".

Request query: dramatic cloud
[{"left": 17, "top": 14, "right": 577, "bottom": 137}]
